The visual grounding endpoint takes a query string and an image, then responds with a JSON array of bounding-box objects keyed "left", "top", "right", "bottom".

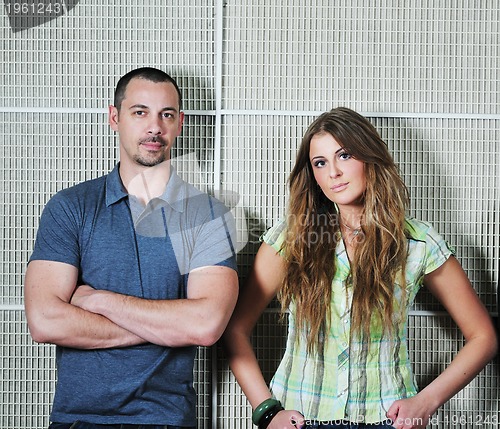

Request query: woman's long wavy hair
[{"left": 279, "top": 107, "right": 409, "bottom": 354}]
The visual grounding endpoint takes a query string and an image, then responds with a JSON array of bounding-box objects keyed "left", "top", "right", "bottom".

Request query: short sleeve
[
  {"left": 423, "top": 224, "right": 455, "bottom": 275},
  {"left": 180, "top": 193, "right": 237, "bottom": 274},
  {"left": 29, "top": 192, "right": 81, "bottom": 268},
  {"left": 188, "top": 197, "right": 238, "bottom": 273},
  {"left": 260, "top": 218, "right": 287, "bottom": 254},
  {"left": 405, "top": 217, "right": 455, "bottom": 277}
]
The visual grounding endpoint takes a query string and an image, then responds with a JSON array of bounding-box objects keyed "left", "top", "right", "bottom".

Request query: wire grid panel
[
  {"left": 171, "top": 115, "right": 217, "bottom": 193},
  {"left": 408, "top": 315, "right": 499, "bottom": 428},
  {"left": 221, "top": 114, "right": 311, "bottom": 277},
  {"left": 221, "top": 114, "right": 499, "bottom": 313},
  {"left": 0, "top": 310, "right": 55, "bottom": 429},
  {"left": 223, "top": 0, "right": 500, "bottom": 114},
  {"left": 0, "top": 112, "right": 118, "bottom": 305},
  {"left": 374, "top": 116, "right": 500, "bottom": 312},
  {"left": 217, "top": 311, "right": 500, "bottom": 429},
  {"left": 194, "top": 346, "right": 213, "bottom": 429},
  {"left": 0, "top": 0, "right": 216, "bottom": 110}
]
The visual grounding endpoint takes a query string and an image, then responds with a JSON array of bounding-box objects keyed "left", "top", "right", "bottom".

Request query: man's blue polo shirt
[{"left": 29, "top": 164, "right": 237, "bottom": 425}]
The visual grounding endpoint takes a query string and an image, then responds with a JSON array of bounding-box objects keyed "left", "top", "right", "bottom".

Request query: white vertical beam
[
  {"left": 212, "top": 3, "right": 225, "bottom": 427},
  {"left": 213, "top": 0, "right": 224, "bottom": 194}
]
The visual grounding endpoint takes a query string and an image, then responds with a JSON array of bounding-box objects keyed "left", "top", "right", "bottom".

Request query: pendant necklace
[{"left": 341, "top": 219, "right": 363, "bottom": 245}]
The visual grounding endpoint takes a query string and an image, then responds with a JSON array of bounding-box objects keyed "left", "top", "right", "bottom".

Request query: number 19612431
[
  {"left": 4, "top": 2, "right": 66, "bottom": 15},
  {"left": 430, "top": 413, "right": 499, "bottom": 426}
]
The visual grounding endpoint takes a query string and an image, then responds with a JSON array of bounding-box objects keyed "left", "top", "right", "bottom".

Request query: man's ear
[
  {"left": 177, "top": 111, "right": 185, "bottom": 135},
  {"left": 109, "top": 105, "right": 119, "bottom": 132}
]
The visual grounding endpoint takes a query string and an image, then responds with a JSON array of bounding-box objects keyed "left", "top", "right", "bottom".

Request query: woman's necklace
[{"left": 340, "top": 218, "right": 363, "bottom": 245}]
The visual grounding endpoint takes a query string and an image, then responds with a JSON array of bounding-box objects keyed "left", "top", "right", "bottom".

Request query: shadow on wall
[
  {"left": 5, "top": 0, "right": 81, "bottom": 33},
  {"left": 392, "top": 118, "right": 500, "bottom": 414}
]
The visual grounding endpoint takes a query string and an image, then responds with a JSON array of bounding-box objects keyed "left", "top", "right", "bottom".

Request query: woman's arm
[
  {"left": 222, "top": 242, "right": 305, "bottom": 429},
  {"left": 387, "top": 256, "right": 498, "bottom": 429}
]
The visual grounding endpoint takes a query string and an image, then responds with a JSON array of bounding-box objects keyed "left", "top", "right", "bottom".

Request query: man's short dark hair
[{"left": 114, "top": 67, "right": 183, "bottom": 112}]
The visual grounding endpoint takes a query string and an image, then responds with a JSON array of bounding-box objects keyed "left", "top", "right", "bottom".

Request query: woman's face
[{"left": 309, "top": 132, "right": 366, "bottom": 212}]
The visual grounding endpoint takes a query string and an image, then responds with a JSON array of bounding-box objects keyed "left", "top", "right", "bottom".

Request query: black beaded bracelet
[{"left": 257, "top": 402, "right": 284, "bottom": 429}]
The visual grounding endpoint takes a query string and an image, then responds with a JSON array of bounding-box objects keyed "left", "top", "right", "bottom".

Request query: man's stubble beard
[
  {"left": 133, "top": 152, "right": 168, "bottom": 167},
  {"left": 134, "top": 136, "right": 171, "bottom": 167}
]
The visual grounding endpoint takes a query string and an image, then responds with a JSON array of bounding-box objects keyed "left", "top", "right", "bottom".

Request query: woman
[{"left": 222, "top": 108, "right": 497, "bottom": 429}]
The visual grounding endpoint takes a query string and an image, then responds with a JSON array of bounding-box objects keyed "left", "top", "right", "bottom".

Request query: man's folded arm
[
  {"left": 70, "top": 265, "right": 239, "bottom": 347},
  {"left": 24, "top": 260, "right": 147, "bottom": 349}
]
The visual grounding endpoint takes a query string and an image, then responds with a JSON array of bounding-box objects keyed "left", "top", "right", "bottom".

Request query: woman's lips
[{"left": 331, "top": 182, "right": 349, "bottom": 192}]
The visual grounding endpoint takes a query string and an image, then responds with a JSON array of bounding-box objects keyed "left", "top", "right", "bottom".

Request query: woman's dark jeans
[
  {"left": 49, "top": 423, "right": 194, "bottom": 429},
  {"left": 304, "top": 421, "right": 395, "bottom": 429}
]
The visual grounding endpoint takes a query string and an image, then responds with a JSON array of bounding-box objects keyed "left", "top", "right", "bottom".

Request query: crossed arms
[{"left": 24, "top": 259, "right": 238, "bottom": 349}]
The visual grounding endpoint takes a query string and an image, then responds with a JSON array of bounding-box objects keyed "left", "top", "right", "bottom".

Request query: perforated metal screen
[{"left": 1, "top": 1, "right": 499, "bottom": 428}]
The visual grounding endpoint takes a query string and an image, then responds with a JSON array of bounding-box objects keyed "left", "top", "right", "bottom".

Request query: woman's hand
[
  {"left": 268, "top": 409, "right": 306, "bottom": 429},
  {"left": 386, "top": 393, "right": 437, "bottom": 429}
]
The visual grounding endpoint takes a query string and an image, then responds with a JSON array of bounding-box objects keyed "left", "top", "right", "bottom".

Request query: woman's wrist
[{"left": 252, "top": 398, "right": 284, "bottom": 428}]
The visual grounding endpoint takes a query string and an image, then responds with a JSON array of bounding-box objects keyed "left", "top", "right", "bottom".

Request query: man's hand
[
  {"left": 71, "top": 285, "right": 100, "bottom": 312},
  {"left": 65, "top": 266, "right": 238, "bottom": 347}
]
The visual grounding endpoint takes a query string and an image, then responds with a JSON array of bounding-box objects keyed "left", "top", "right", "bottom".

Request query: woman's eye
[
  {"left": 313, "top": 160, "right": 326, "bottom": 168},
  {"left": 339, "top": 152, "right": 352, "bottom": 160}
]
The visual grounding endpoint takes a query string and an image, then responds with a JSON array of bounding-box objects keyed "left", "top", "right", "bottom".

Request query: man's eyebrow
[
  {"left": 161, "top": 107, "right": 179, "bottom": 113},
  {"left": 129, "top": 104, "right": 178, "bottom": 113},
  {"left": 129, "top": 104, "right": 149, "bottom": 110}
]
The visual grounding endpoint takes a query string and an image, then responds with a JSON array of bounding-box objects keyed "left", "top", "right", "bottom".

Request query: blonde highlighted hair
[{"left": 279, "top": 107, "right": 409, "bottom": 353}]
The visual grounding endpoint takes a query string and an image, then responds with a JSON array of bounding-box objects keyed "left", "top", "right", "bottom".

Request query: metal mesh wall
[
  {"left": 1, "top": 1, "right": 499, "bottom": 428},
  {"left": 223, "top": 0, "right": 499, "bottom": 114}
]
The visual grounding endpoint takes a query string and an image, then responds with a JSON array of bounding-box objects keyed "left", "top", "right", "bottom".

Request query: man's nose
[{"left": 147, "top": 117, "right": 163, "bottom": 134}]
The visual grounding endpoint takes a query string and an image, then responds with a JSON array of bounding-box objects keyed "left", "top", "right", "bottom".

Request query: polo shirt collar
[
  {"left": 105, "top": 163, "right": 187, "bottom": 213},
  {"left": 158, "top": 166, "right": 186, "bottom": 213},
  {"left": 105, "top": 164, "right": 128, "bottom": 206}
]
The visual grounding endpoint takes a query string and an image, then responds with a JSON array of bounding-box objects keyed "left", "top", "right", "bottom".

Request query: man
[{"left": 24, "top": 67, "right": 239, "bottom": 428}]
